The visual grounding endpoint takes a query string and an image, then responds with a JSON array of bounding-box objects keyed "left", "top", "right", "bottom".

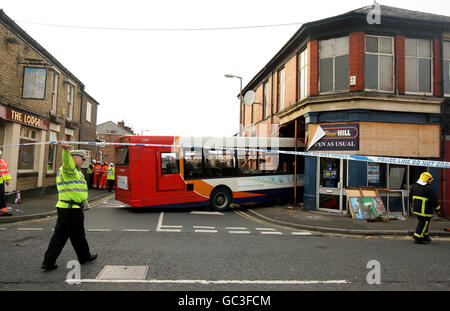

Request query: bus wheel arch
[{"left": 209, "top": 186, "right": 233, "bottom": 211}]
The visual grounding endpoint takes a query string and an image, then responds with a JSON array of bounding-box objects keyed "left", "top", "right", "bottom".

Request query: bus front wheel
[{"left": 210, "top": 187, "right": 232, "bottom": 211}]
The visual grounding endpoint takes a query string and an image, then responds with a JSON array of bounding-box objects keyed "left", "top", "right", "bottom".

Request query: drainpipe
[
  {"left": 440, "top": 37, "right": 446, "bottom": 218},
  {"left": 79, "top": 89, "right": 83, "bottom": 150}
]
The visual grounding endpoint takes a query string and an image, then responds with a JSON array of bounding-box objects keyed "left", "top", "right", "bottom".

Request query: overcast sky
[{"left": 1, "top": 0, "right": 449, "bottom": 137}]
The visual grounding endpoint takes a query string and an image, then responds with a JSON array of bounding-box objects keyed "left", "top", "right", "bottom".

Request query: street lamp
[{"left": 224, "top": 74, "right": 243, "bottom": 136}]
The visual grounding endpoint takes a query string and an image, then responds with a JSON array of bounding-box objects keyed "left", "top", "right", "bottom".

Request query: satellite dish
[{"left": 243, "top": 90, "right": 255, "bottom": 106}]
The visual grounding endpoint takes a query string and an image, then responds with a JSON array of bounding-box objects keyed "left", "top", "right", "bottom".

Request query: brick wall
[
  {"left": 284, "top": 55, "right": 297, "bottom": 108},
  {"left": 395, "top": 35, "right": 405, "bottom": 94},
  {"left": 433, "top": 39, "right": 442, "bottom": 97},
  {"left": 308, "top": 40, "right": 318, "bottom": 97},
  {"left": 349, "top": 32, "right": 365, "bottom": 92}
]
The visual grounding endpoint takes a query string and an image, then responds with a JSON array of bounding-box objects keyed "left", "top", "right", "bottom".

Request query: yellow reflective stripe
[
  {"left": 421, "top": 220, "right": 430, "bottom": 237},
  {"left": 413, "top": 196, "right": 428, "bottom": 216}
]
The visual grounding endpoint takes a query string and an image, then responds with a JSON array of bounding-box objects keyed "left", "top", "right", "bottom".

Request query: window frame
[
  {"left": 297, "top": 48, "right": 308, "bottom": 101},
  {"left": 51, "top": 72, "right": 58, "bottom": 113},
  {"left": 318, "top": 36, "right": 349, "bottom": 94},
  {"left": 364, "top": 35, "right": 395, "bottom": 93},
  {"left": 404, "top": 38, "right": 433, "bottom": 96},
  {"left": 66, "top": 84, "right": 74, "bottom": 120},
  {"left": 47, "top": 131, "right": 58, "bottom": 173},
  {"left": 277, "top": 67, "right": 285, "bottom": 113},
  {"left": 18, "top": 126, "right": 39, "bottom": 172},
  {"left": 86, "top": 101, "right": 92, "bottom": 123},
  {"left": 263, "top": 80, "right": 270, "bottom": 119},
  {"left": 443, "top": 40, "right": 450, "bottom": 97}
]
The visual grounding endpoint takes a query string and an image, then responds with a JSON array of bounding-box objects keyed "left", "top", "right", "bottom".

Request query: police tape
[{"left": 1, "top": 140, "right": 450, "bottom": 169}]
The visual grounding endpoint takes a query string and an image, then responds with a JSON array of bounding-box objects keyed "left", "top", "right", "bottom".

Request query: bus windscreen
[{"left": 116, "top": 147, "right": 129, "bottom": 165}]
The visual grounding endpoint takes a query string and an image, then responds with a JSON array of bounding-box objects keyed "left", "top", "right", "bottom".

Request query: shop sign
[
  {"left": 308, "top": 123, "right": 359, "bottom": 151},
  {"left": 0, "top": 106, "right": 49, "bottom": 130}
]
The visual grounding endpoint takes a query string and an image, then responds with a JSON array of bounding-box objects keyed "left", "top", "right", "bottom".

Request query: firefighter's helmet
[{"left": 418, "top": 172, "right": 433, "bottom": 184}]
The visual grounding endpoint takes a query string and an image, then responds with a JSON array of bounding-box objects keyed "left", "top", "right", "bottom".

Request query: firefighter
[
  {"left": 41, "top": 142, "right": 97, "bottom": 270},
  {"left": 92, "top": 160, "right": 102, "bottom": 189},
  {"left": 100, "top": 162, "right": 108, "bottom": 190},
  {"left": 409, "top": 172, "right": 441, "bottom": 244},
  {"left": 87, "top": 159, "right": 95, "bottom": 188},
  {"left": 107, "top": 163, "right": 115, "bottom": 192},
  {"left": 0, "top": 151, "right": 12, "bottom": 216}
]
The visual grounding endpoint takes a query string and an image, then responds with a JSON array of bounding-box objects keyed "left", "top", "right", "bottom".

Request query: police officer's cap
[{"left": 70, "top": 150, "right": 86, "bottom": 160}]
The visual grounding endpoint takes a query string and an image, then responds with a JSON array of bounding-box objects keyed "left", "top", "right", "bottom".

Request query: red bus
[{"left": 114, "top": 135, "right": 304, "bottom": 211}]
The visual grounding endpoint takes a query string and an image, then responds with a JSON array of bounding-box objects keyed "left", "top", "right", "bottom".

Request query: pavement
[
  {"left": 0, "top": 188, "right": 114, "bottom": 224},
  {"left": 246, "top": 203, "right": 450, "bottom": 237},
  {"left": 1, "top": 190, "right": 449, "bottom": 237}
]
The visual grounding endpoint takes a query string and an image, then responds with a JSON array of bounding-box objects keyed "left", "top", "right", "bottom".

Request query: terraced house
[
  {"left": 239, "top": 5, "right": 450, "bottom": 217},
  {"left": 0, "top": 10, "right": 99, "bottom": 197}
]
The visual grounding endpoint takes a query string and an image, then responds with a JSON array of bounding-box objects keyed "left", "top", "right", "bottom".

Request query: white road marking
[
  {"left": 158, "top": 229, "right": 182, "bottom": 232},
  {"left": 156, "top": 212, "right": 164, "bottom": 232},
  {"left": 88, "top": 229, "right": 111, "bottom": 232},
  {"left": 260, "top": 231, "right": 283, "bottom": 235},
  {"left": 190, "top": 211, "right": 224, "bottom": 215},
  {"left": 195, "top": 229, "right": 218, "bottom": 233},
  {"left": 225, "top": 227, "right": 248, "bottom": 230},
  {"left": 291, "top": 232, "right": 313, "bottom": 236},
  {"left": 193, "top": 226, "right": 216, "bottom": 229},
  {"left": 161, "top": 225, "right": 183, "bottom": 228},
  {"left": 256, "top": 228, "right": 277, "bottom": 231},
  {"left": 18, "top": 228, "right": 43, "bottom": 231},
  {"left": 122, "top": 229, "right": 150, "bottom": 232},
  {"left": 228, "top": 231, "right": 251, "bottom": 234},
  {"left": 71, "top": 279, "right": 350, "bottom": 285},
  {"left": 0, "top": 228, "right": 7, "bottom": 230}
]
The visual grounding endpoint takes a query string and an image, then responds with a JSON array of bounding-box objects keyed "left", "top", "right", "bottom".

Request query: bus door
[
  {"left": 115, "top": 146, "right": 132, "bottom": 204},
  {"left": 156, "top": 148, "right": 185, "bottom": 192}
]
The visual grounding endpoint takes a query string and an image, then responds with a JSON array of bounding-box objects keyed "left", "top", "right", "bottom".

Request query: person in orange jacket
[
  {"left": 92, "top": 161, "right": 102, "bottom": 189},
  {"left": 100, "top": 162, "right": 109, "bottom": 190},
  {"left": 0, "top": 151, "right": 12, "bottom": 216}
]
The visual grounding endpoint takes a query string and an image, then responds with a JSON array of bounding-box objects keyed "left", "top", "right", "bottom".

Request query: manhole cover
[{"left": 96, "top": 265, "right": 149, "bottom": 280}]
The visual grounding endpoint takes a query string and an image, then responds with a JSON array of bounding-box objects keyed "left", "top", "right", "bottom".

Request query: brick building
[
  {"left": 97, "top": 121, "right": 135, "bottom": 163},
  {"left": 0, "top": 9, "right": 100, "bottom": 196},
  {"left": 78, "top": 91, "right": 100, "bottom": 161},
  {"left": 239, "top": 5, "right": 450, "bottom": 216}
]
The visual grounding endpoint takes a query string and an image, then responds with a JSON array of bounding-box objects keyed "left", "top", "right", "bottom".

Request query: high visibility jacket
[
  {"left": 101, "top": 165, "right": 108, "bottom": 176},
  {"left": 93, "top": 164, "right": 102, "bottom": 175},
  {"left": 409, "top": 183, "right": 440, "bottom": 217},
  {"left": 87, "top": 163, "right": 94, "bottom": 174},
  {"left": 107, "top": 166, "right": 115, "bottom": 180},
  {"left": 55, "top": 149, "right": 88, "bottom": 208},
  {"left": 0, "top": 159, "right": 11, "bottom": 184}
]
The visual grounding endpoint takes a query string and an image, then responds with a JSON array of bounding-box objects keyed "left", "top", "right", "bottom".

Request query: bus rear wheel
[{"left": 210, "top": 187, "right": 232, "bottom": 211}]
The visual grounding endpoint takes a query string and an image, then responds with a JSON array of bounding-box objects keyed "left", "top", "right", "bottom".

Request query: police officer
[
  {"left": 107, "top": 163, "right": 115, "bottom": 192},
  {"left": 409, "top": 172, "right": 441, "bottom": 244},
  {"left": 41, "top": 142, "right": 97, "bottom": 271}
]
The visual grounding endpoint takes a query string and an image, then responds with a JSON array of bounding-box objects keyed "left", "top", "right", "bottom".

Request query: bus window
[
  {"left": 161, "top": 152, "right": 180, "bottom": 174},
  {"left": 116, "top": 147, "right": 129, "bottom": 166},
  {"left": 184, "top": 148, "right": 203, "bottom": 179}
]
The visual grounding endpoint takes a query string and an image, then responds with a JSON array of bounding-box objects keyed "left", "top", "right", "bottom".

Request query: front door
[
  {"left": 156, "top": 148, "right": 185, "bottom": 192},
  {"left": 317, "top": 158, "right": 346, "bottom": 213}
]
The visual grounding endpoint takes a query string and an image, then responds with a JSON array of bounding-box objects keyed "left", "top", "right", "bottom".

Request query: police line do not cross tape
[{"left": 1, "top": 140, "right": 450, "bottom": 169}]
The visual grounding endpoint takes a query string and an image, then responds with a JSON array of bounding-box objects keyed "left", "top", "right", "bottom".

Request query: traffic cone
[{"left": 14, "top": 191, "right": 21, "bottom": 204}]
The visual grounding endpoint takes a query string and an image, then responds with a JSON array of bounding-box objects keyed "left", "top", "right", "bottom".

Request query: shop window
[
  {"left": 365, "top": 35, "right": 394, "bottom": 92},
  {"left": 367, "top": 162, "right": 387, "bottom": 188},
  {"left": 277, "top": 68, "right": 285, "bottom": 112},
  {"left": 297, "top": 48, "right": 308, "bottom": 101},
  {"left": 389, "top": 165, "right": 407, "bottom": 190},
  {"left": 444, "top": 41, "right": 450, "bottom": 96},
  {"left": 18, "top": 127, "right": 38, "bottom": 171},
  {"left": 47, "top": 131, "right": 58, "bottom": 172},
  {"left": 161, "top": 152, "right": 179, "bottom": 175},
  {"left": 319, "top": 36, "right": 349, "bottom": 93},
  {"left": 405, "top": 38, "right": 432, "bottom": 94}
]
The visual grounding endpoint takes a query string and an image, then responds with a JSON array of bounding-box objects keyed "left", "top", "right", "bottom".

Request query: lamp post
[{"left": 224, "top": 74, "right": 243, "bottom": 136}]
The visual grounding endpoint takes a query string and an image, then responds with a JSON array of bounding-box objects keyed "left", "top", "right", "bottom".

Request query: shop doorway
[{"left": 317, "top": 157, "right": 346, "bottom": 213}]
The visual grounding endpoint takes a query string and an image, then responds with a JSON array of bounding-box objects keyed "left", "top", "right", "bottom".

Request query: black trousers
[
  {"left": 42, "top": 208, "right": 91, "bottom": 266},
  {"left": 107, "top": 180, "right": 115, "bottom": 192},
  {"left": 414, "top": 215, "right": 432, "bottom": 240},
  {"left": 0, "top": 182, "right": 6, "bottom": 208}
]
